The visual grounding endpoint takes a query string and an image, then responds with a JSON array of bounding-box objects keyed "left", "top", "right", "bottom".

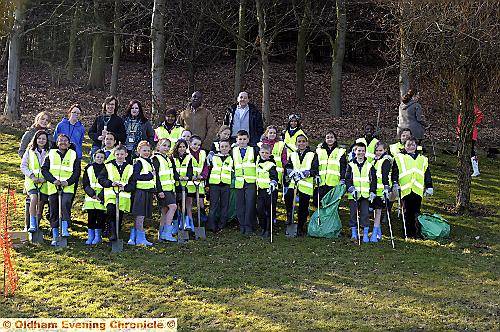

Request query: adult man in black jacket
[{"left": 223, "top": 91, "right": 264, "bottom": 147}]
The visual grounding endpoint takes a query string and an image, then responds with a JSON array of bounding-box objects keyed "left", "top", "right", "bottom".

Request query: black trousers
[
  {"left": 87, "top": 209, "right": 106, "bottom": 229},
  {"left": 402, "top": 192, "right": 422, "bottom": 238},
  {"left": 236, "top": 183, "right": 257, "bottom": 233},
  {"left": 257, "top": 189, "right": 277, "bottom": 232},
  {"left": 349, "top": 198, "right": 370, "bottom": 228},
  {"left": 208, "top": 184, "right": 230, "bottom": 231},
  {"left": 48, "top": 193, "right": 73, "bottom": 228},
  {"left": 106, "top": 204, "right": 125, "bottom": 238},
  {"left": 284, "top": 188, "right": 310, "bottom": 235}
]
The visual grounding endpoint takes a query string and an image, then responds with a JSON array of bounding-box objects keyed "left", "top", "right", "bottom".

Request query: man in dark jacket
[{"left": 223, "top": 91, "right": 264, "bottom": 146}]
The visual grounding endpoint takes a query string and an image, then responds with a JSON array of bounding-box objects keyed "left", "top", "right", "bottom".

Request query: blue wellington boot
[
  {"left": 363, "top": 227, "right": 370, "bottom": 243},
  {"left": 163, "top": 225, "right": 176, "bottom": 242},
  {"left": 185, "top": 216, "right": 194, "bottom": 231},
  {"left": 158, "top": 225, "right": 165, "bottom": 241},
  {"left": 378, "top": 227, "right": 382, "bottom": 240},
  {"left": 127, "top": 227, "right": 136, "bottom": 245},
  {"left": 135, "top": 230, "right": 153, "bottom": 246},
  {"left": 85, "top": 229, "right": 95, "bottom": 245},
  {"left": 92, "top": 229, "right": 102, "bottom": 244},
  {"left": 61, "top": 220, "right": 70, "bottom": 237},
  {"left": 370, "top": 227, "right": 380, "bottom": 243},
  {"left": 51, "top": 228, "right": 59, "bottom": 246},
  {"left": 28, "top": 216, "right": 38, "bottom": 233},
  {"left": 351, "top": 227, "right": 358, "bottom": 240}
]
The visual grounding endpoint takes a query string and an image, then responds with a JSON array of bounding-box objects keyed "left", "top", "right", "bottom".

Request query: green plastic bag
[
  {"left": 308, "top": 184, "right": 346, "bottom": 238},
  {"left": 418, "top": 213, "right": 450, "bottom": 240}
]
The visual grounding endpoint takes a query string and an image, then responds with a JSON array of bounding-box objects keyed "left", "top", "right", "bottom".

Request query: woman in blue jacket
[{"left": 53, "top": 104, "right": 85, "bottom": 159}]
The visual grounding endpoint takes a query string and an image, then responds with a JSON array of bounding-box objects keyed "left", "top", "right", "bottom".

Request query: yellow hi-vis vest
[
  {"left": 390, "top": 142, "right": 423, "bottom": 156},
  {"left": 46, "top": 149, "right": 77, "bottom": 195},
  {"left": 258, "top": 141, "right": 285, "bottom": 184},
  {"left": 152, "top": 153, "right": 175, "bottom": 192},
  {"left": 83, "top": 165, "right": 106, "bottom": 211},
  {"left": 348, "top": 160, "right": 373, "bottom": 200},
  {"left": 232, "top": 146, "right": 257, "bottom": 189},
  {"left": 355, "top": 137, "right": 379, "bottom": 163},
  {"left": 187, "top": 150, "right": 206, "bottom": 194},
  {"left": 209, "top": 155, "right": 233, "bottom": 185},
  {"left": 394, "top": 153, "right": 428, "bottom": 198},
  {"left": 256, "top": 158, "right": 276, "bottom": 190},
  {"left": 289, "top": 151, "right": 315, "bottom": 195},
  {"left": 174, "top": 154, "right": 192, "bottom": 186},
  {"left": 316, "top": 147, "right": 345, "bottom": 187},
  {"left": 103, "top": 163, "right": 133, "bottom": 212},
  {"left": 135, "top": 157, "right": 155, "bottom": 190},
  {"left": 24, "top": 149, "right": 49, "bottom": 195},
  {"left": 104, "top": 148, "right": 116, "bottom": 163},
  {"left": 375, "top": 155, "right": 393, "bottom": 197},
  {"left": 284, "top": 129, "right": 307, "bottom": 153},
  {"left": 155, "top": 125, "right": 185, "bottom": 146}
]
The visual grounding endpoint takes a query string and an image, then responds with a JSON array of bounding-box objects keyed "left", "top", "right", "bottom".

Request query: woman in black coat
[
  {"left": 122, "top": 99, "right": 154, "bottom": 160},
  {"left": 88, "top": 96, "right": 126, "bottom": 158}
]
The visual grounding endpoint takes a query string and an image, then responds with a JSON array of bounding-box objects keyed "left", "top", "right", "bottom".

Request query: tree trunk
[
  {"left": 233, "top": 0, "right": 247, "bottom": 99},
  {"left": 87, "top": 0, "right": 106, "bottom": 90},
  {"left": 151, "top": 0, "right": 166, "bottom": 126},
  {"left": 398, "top": 3, "right": 411, "bottom": 98},
  {"left": 110, "top": 0, "right": 121, "bottom": 96},
  {"left": 295, "top": 0, "right": 310, "bottom": 102},
  {"left": 329, "top": 0, "right": 346, "bottom": 117},
  {"left": 3, "top": 0, "right": 27, "bottom": 121},
  {"left": 455, "top": 84, "right": 475, "bottom": 212},
  {"left": 66, "top": 5, "right": 80, "bottom": 80},
  {"left": 255, "top": 0, "right": 270, "bottom": 124}
]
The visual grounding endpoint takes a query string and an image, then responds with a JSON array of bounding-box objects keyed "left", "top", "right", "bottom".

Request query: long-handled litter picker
[
  {"left": 194, "top": 180, "right": 206, "bottom": 240},
  {"left": 286, "top": 179, "right": 298, "bottom": 238},
  {"left": 397, "top": 190, "right": 408, "bottom": 241},
  {"left": 177, "top": 181, "right": 189, "bottom": 243},
  {"left": 384, "top": 192, "right": 395, "bottom": 249},
  {"left": 354, "top": 191, "right": 361, "bottom": 246}
]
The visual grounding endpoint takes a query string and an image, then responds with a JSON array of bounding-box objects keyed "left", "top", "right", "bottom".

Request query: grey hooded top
[{"left": 397, "top": 100, "right": 425, "bottom": 139}]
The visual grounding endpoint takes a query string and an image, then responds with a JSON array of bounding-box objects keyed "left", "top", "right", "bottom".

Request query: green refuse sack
[
  {"left": 308, "top": 184, "right": 346, "bottom": 238},
  {"left": 418, "top": 213, "right": 450, "bottom": 240}
]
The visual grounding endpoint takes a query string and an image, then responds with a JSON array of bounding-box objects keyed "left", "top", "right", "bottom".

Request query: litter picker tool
[
  {"left": 354, "top": 191, "right": 361, "bottom": 246},
  {"left": 316, "top": 178, "right": 321, "bottom": 226},
  {"left": 397, "top": 190, "right": 408, "bottom": 241},
  {"left": 111, "top": 186, "right": 124, "bottom": 253},
  {"left": 270, "top": 186, "right": 274, "bottom": 243},
  {"left": 56, "top": 186, "right": 67, "bottom": 248},
  {"left": 177, "top": 180, "right": 189, "bottom": 243},
  {"left": 384, "top": 192, "right": 395, "bottom": 249},
  {"left": 286, "top": 178, "right": 298, "bottom": 238},
  {"left": 193, "top": 179, "right": 206, "bottom": 240}
]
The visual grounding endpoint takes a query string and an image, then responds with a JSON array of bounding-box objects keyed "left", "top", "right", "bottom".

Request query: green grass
[{"left": 0, "top": 126, "right": 499, "bottom": 330}]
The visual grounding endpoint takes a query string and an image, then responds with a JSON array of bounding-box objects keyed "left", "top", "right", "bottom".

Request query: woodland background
[{"left": 0, "top": 0, "right": 498, "bottom": 211}]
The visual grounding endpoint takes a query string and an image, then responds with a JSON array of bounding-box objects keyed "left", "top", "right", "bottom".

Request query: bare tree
[
  {"left": 151, "top": 0, "right": 166, "bottom": 125},
  {"left": 396, "top": 1, "right": 499, "bottom": 211},
  {"left": 295, "top": 0, "right": 311, "bottom": 102},
  {"left": 3, "top": 0, "right": 27, "bottom": 121},
  {"left": 65, "top": 4, "right": 80, "bottom": 80},
  {"left": 110, "top": 0, "right": 121, "bottom": 96},
  {"left": 87, "top": 0, "right": 106, "bottom": 90},
  {"left": 328, "top": 0, "right": 346, "bottom": 117},
  {"left": 234, "top": 0, "right": 247, "bottom": 99}
]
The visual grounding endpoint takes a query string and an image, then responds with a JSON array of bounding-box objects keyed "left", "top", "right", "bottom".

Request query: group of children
[{"left": 20, "top": 111, "right": 434, "bottom": 247}]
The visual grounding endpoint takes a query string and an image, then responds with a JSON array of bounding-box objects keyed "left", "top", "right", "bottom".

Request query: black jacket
[
  {"left": 97, "top": 160, "right": 136, "bottom": 192},
  {"left": 88, "top": 114, "right": 126, "bottom": 148},
  {"left": 223, "top": 103, "right": 264, "bottom": 146},
  {"left": 41, "top": 149, "right": 81, "bottom": 191},
  {"left": 345, "top": 158, "right": 377, "bottom": 194}
]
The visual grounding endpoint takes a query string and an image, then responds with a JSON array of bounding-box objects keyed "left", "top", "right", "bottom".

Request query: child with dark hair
[
  {"left": 282, "top": 114, "right": 307, "bottom": 154},
  {"left": 155, "top": 107, "right": 185, "bottom": 146},
  {"left": 371, "top": 141, "right": 392, "bottom": 242},
  {"left": 20, "top": 130, "right": 51, "bottom": 233},
  {"left": 316, "top": 131, "right": 347, "bottom": 201},
  {"left": 345, "top": 142, "right": 377, "bottom": 243},
  {"left": 256, "top": 144, "right": 278, "bottom": 238},
  {"left": 82, "top": 149, "right": 107, "bottom": 244}
]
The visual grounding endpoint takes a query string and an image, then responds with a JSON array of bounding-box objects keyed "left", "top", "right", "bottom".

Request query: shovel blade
[
  {"left": 177, "top": 230, "right": 189, "bottom": 243},
  {"left": 29, "top": 230, "right": 44, "bottom": 244},
  {"left": 57, "top": 236, "right": 67, "bottom": 248},
  {"left": 111, "top": 239, "right": 124, "bottom": 253},
  {"left": 194, "top": 227, "right": 206, "bottom": 240},
  {"left": 285, "top": 224, "right": 298, "bottom": 238}
]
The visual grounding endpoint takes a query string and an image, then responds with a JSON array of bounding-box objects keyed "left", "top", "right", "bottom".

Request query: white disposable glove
[
  {"left": 267, "top": 180, "right": 278, "bottom": 194},
  {"left": 207, "top": 151, "right": 215, "bottom": 165},
  {"left": 369, "top": 192, "right": 376, "bottom": 203},
  {"left": 424, "top": 187, "right": 434, "bottom": 196},
  {"left": 392, "top": 183, "right": 400, "bottom": 193}
]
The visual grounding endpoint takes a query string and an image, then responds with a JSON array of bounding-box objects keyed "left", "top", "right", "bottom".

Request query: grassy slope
[{"left": 0, "top": 126, "right": 498, "bottom": 330}]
